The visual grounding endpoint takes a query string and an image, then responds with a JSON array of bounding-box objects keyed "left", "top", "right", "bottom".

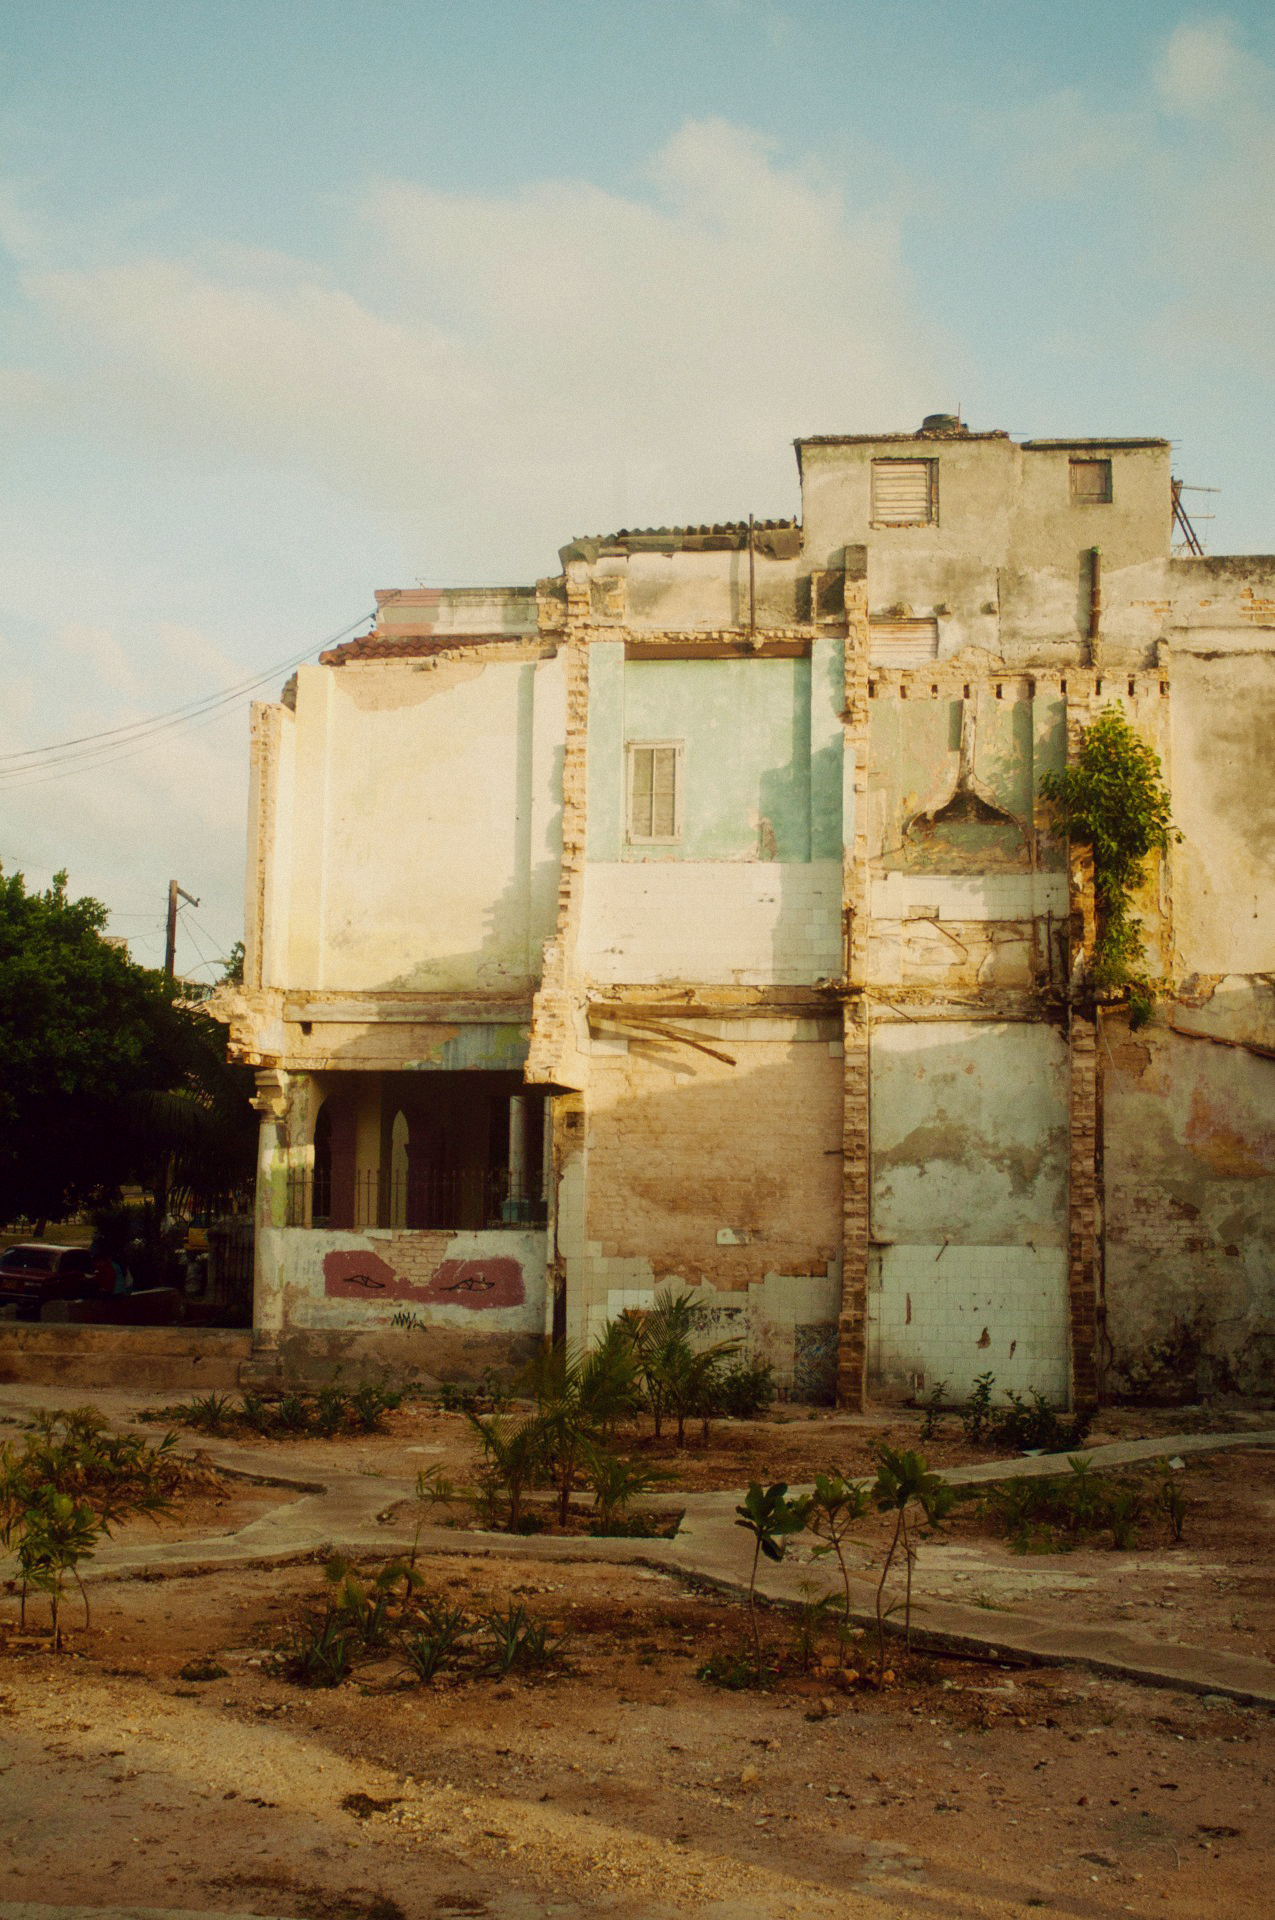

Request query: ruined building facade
[{"left": 221, "top": 424, "right": 1275, "bottom": 1406}]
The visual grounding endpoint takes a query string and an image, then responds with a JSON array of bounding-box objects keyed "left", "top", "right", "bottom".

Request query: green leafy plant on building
[{"left": 1040, "top": 707, "right": 1178, "bottom": 1026}]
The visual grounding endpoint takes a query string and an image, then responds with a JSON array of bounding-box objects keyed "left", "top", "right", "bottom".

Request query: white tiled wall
[
  {"left": 869, "top": 1243, "right": 1069, "bottom": 1402},
  {"left": 579, "top": 861, "right": 842, "bottom": 984}
]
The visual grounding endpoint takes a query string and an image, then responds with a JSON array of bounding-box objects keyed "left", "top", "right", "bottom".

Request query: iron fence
[{"left": 284, "top": 1166, "right": 547, "bottom": 1232}]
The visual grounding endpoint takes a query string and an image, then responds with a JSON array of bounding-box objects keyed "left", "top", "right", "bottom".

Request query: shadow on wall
[
  {"left": 579, "top": 1039, "right": 843, "bottom": 1288},
  {"left": 376, "top": 854, "right": 562, "bottom": 995}
]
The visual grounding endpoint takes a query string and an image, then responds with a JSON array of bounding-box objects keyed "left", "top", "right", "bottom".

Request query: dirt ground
[
  {"left": 0, "top": 1546, "right": 1272, "bottom": 1920},
  {"left": 143, "top": 1393, "right": 1275, "bottom": 1493},
  {"left": 754, "top": 1445, "right": 1275, "bottom": 1666}
]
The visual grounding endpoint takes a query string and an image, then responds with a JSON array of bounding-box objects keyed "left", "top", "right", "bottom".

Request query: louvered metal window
[
  {"left": 627, "top": 742, "right": 682, "bottom": 842},
  {"left": 871, "top": 459, "right": 936, "bottom": 525},
  {"left": 1070, "top": 458, "right": 1112, "bottom": 504},
  {"left": 869, "top": 619, "right": 940, "bottom": 667}
]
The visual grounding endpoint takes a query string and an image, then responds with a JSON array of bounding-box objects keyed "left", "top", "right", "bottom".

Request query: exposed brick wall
[
  {"left": 526, "top": 631, "right": 590, "bottom": 1090},
  {"left": 1067, "top": 1011, "right": 1099, "bottom": 1408},
  {"left": 838, "top": 576, "right": 872, "bottom": 1408},
  {"left": 838, "top": 1003, "right": 870, "bottom": 1409},
  {"left": 581, "top": 1032, "right": 842, "bottom": 1296}
]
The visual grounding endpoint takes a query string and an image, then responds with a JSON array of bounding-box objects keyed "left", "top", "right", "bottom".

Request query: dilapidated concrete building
[{"left": 220, "top": 418, "right": 1275, "bottom": 1407}]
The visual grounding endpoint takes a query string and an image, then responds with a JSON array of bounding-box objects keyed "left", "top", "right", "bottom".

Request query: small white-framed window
[
  {"left": 1070, "top": 457, "right": 1113, "bottom": 504},
  {"left": 627, "top": 741, "right": 682, "bottom": 843},
  {"left": 872, "top": 458, "right": 937, "bottom": 526}
]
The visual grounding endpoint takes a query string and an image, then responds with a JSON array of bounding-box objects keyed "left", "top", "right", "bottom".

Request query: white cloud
[
  {"left": 1154, "top": 17, "right": 1248, "bottom": 117},
  {"left": 9, "top": 118, "right": 939, "bottom": 576}
]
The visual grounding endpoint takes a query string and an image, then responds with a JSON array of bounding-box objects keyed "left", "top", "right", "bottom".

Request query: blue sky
[{"left": 1, "top": 1, "right": 1272, "bottom": 973}]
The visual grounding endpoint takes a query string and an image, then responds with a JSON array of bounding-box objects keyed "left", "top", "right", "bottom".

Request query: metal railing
[{"left": 284, "top": 1166, "right": 547, "bottom": 1232}]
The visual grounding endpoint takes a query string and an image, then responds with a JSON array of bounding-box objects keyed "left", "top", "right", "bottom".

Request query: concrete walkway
[{"left": 4, "top": 1388, "right": 1273, "bottom": 1709}]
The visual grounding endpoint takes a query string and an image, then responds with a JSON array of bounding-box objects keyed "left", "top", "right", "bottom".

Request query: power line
[
  {"left": 0, "top": 605, "right": 379, "bottom": 786},
  {"left": 0, "top": 694, "right": 257, "bottom": 791}
]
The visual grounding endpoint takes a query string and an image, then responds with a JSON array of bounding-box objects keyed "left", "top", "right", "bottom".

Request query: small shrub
[
  {"left": 713, "top": 1360, "right": 776, "bottom": 1421},
  {"left": 919, "top": 1380, "right": 949, "bottom": 1442},
  {"left": 400, "top": 1598, "right": 470, "bottom": 1682},
  {"left": 962, "top": 1372, "right": 996, "bottom": 1445},
  {"left": 582, "top": 1445, "right": 668, "bottom": 1534},
  {"left": 806, "top": 1470, "right": 870, "bottom": 1622},
  {"left": 274, "top": 1393, "right": 312, "bottom": 1435},
  {"left": 481, "top": 1600, "right": 566, "bottom": 1675},
  {"left": 324, "top": 1554, "right": 423, "bottom": 1650},
  {"left": 734, "top": 1481, "right": 811, "bottom": 1668},
  {"left": 870, "top": 1447, "right": 954, "bottom": 1672},
  {"left": 468, "top": 1410, "right": 547, "bottom": 1531},
  {"left": 349, "top": 1383, "right": 401, "bottom": 1433},
  {"left": 0, "top": 1407, "right": 181, "bottom": 1640},
  {"left": 698, "top": 1647, "right": 765, "bottom": 1690},
  {"left": 14, "top": 1489, "right": 100, "bottom": 1644},
  {"left": 990, "top": 1389, "right": 1092, "bottom": 1453},
  {"left": 238, "top": 1392, "right": 275, "bottom": 1435},
  {"left": 315, "top": 1387, "right": 351, "bottom": 1436},
  {"left": 277, "top": 1609, "right": 356, "bottom": 1687},
  {"left": 789, "top": 1588, "right": 837, "bottom": 1672},
  {"left": 186, "top": 1392, "right": 235, "bottom": 1435}
]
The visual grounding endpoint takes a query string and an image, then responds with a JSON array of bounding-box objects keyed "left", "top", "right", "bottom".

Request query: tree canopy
[{"left": 0, "top": 866, "right": 256, "bottom": 1227}]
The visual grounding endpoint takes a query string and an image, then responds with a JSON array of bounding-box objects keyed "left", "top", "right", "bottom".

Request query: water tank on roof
[{"left": 920, "top": 413, "right": 965, "bottom": 437}]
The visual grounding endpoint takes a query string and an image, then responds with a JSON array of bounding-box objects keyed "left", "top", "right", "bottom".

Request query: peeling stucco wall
[
  {"left": 868, "top": 1019, "right": 1070, "bottom": 1401},
  {"left": 230, "top": 424, "right": 1275, "bottom": 1408},
  {"left": 1102, "top": 1005, "right": 1275, "bottom": 1401},
  {"left": 254, "top": 1225, "right": 548, "bottom": 1385},
  {"left": 259, "top": 649, "right": 565, "bottom": 996}
]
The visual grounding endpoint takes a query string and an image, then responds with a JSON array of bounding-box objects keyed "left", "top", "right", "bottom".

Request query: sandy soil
[
  {"left": 104, "top": 1477, "right": 301, "bottom": 1549},
  {"left": 896, "top": 1445, "right": 1275, "bottom": 1665},
  {"left": 0, "top": 1548, "right": 1271, "bottom": 1920},
  {"left": 143, "top": 1393, "right": 1275, "bottom": 1495}
]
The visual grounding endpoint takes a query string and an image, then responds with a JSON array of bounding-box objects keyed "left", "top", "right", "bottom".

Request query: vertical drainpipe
[
  {"left": 748, "top": 514, "right": 756, "bottom": 639},
  {"left": 1088, "top": 547, "right": 1102, "bottom": 655}
]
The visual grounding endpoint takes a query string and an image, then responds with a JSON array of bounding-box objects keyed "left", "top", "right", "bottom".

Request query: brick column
[
  {"left": 838, "top": 1002, "right": 871, "bottom": 1409},
  {"left": 837, "top": 572, "right": 872, "bottom": 1409},
  {"left": 1067, "top": 1011, "right": 1099, "bottom": 1410}
]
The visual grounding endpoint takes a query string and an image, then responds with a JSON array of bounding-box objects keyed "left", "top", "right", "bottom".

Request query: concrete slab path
[{"left": 3, "top": 1388, "right": 1273, "bottom": 1709}]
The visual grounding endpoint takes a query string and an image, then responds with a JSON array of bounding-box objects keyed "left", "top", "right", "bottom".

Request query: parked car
[{"left": 0, "top": 1244, "right": 99, "bottom": 1319}]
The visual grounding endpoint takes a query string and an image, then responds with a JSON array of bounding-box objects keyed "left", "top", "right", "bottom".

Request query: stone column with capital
[{"left": 249, "top": 1068, "right": 292, "bottom": 1358}]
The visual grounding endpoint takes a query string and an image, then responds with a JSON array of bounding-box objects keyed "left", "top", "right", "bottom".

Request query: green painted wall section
[{"left": 586, "top": 649, "right": 844, "bottom": 864}]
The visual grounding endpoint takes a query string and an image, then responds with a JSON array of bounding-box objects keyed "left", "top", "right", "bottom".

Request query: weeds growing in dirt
[
  {"left": 698, "top": 1647, "right": 765, "bottom": 1690},
  {"left": 275, "top": 1555, "right": 567, "bottom": 1689},
  {"left": 481, "top": 1599, "right": 566, "bottom": 1675},
  {"left": 276, "top": 1608, "right": 357, "bottom": 1687},
  {"left": 399, "top": 1598, "right": 469, "bottom": 1681},
  {"left": 150, "top": 1383, "right": 402, "bottom": 1440},
  {"left": 0, "top": 1406, "right": 186, "bottom": 1644},
  {"left": 920, "top": 1372, "right": 1093, "bottom": 1453},
  {"left": 982, "top": 1455, "right": 1186, "bottom": 1552}
]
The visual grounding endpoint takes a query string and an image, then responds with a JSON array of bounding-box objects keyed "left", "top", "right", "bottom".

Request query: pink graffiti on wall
[{"left": 322, "top": 1248, "right": 525, "bottom": 1310}]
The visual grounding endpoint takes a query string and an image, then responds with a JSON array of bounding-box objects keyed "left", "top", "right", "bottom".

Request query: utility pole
[{"left": 165, "top": 881, "right": 200, "bottom": 980}]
